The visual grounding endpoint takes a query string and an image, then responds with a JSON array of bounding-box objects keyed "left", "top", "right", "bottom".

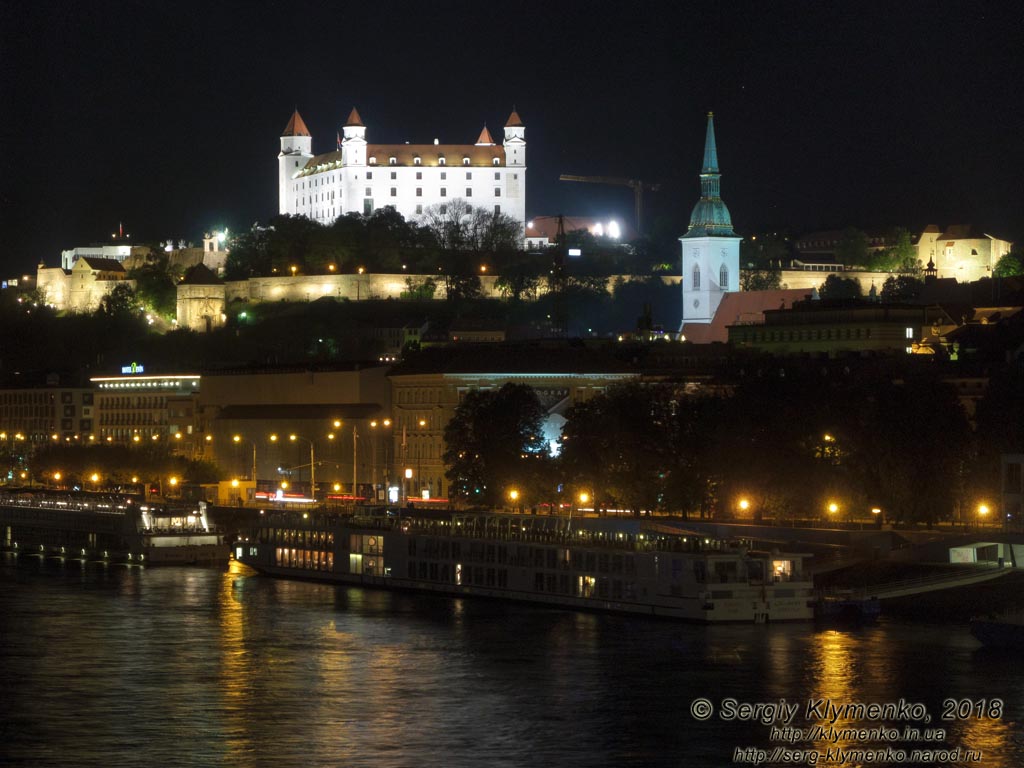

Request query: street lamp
[
  {"left": 233, "top": 434, "right": 257, "bottom": 481},
  {"left": 738, "top": 498, "right": 750, "bottom": 515},
  {"left": 827, "top": 501, "right": 839, "bottom": 515},
  {"left": 977, "top": 503, "right": 990, "bottom": 529},
  {"left": 270, "top": 433, "right": 317, "bottom": 501}
]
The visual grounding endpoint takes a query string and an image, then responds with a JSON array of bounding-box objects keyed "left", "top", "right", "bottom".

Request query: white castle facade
[{"left": 278, "top": 108, "right": 526, "bottom": 230}]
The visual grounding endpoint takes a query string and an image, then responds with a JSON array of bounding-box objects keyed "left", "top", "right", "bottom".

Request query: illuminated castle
[{"left": 278, "top": 107, "right": 526, "bottom": 230}]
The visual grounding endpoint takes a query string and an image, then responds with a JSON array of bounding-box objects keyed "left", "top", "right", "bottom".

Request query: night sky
[{"left": 1, "top": 1, "right": 1021, "bottom": 275}]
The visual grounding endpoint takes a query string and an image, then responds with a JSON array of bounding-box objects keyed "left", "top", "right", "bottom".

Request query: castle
[{"left": 278, "top": 107, "right": 527, "bottom": 231}]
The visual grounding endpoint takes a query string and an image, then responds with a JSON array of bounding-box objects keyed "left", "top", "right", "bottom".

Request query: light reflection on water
[{"left": 1, "top": 554, "right": 1021, "bottom": 768}]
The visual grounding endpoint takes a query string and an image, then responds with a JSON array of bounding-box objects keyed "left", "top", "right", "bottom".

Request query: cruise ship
[
  {"left": 235, "top": 508, "right": 816, "bottom": 623},
  {"left": 0, "top": 490, "right": 229, "bottom": 565}
]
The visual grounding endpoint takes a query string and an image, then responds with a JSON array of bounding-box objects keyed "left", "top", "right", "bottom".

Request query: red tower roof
[
  {"left": 281, "top": 109, "right": 311, "bottom": 137},
  {"left": 476, "top": 125, "right": 495, "bottom": 145},
  {"left": 505, "top": 109, "right": 524, "bottom": 128},
  {"left": 345, "top": 107, "right": 364, "bottom": 127}
]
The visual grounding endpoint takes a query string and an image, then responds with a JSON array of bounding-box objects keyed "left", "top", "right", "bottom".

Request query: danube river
[{"left": 2, "top": 555, "right": 1022, "bottom": 768}]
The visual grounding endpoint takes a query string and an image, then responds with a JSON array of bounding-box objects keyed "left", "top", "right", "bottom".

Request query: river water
[{"left": 1, "top": 554, "right": 1022, "bottom": 767}]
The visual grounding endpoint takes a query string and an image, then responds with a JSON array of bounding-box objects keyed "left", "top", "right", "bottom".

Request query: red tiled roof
[
  {"left": 302, "top": 144, "right": 505, "bottom": 172},
  {"left": 505, "top": 109, "right": 524, "bottom": 128},
  {"left": 681, "top": 289, "right": 814, "bottom": 344},
  {"left": 476, "top": 125, "right": 495, "bottom": 145},
  {"left": 282, "top": 110, "right": 311, "bottom": 137}
]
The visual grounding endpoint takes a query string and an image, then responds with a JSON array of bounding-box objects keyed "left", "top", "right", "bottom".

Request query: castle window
[
  {"left": 494, "top": 172, "right": 500, "bottom": 180},
  {"left": 494, "top": 188, "right": 500, "bottom": 197},
  {"left": 416, "top": 171, "right": 422, "bottom": 180},
  {"left": 416, "top": 188, "right": 422, "bottom": 197},
  {"left": 369, "top": 157, "right": 377, "bottom": 165},
  {"left": 463, "top": 158, "right": 470, "bottom": 166},
  {"left": 414, "top": 156, "right": 421, "bottom": 165},
  {"left": 440, "top": 205, "right": 447, "bottom": 215},
  {"left": 416, "top": 204, "right": 423, "bottom": 215},
  {"left": 391, "top": 187, "right": 397, "bottom": 197},
  {"left": 719, "top": 264, "right": 728, "bottom": 288},
  {"left": 389, "top": 157, "right": 396, "bottom": 165},
  {"left": 390, "top": 171, "right": 396, "bottom": 180},
  {"left": 440, "top": 171, "right": 446, "bottom": 180},
  {"left": 466, "top": 171, "right": 472, "bottom": 180},
  {"left": 493, "top": 158, "right": 500, "bottom": 166},
  {"left": 440, "top": 187, "right": 447, "bottom": 197},
  {"left": 466, "top": 188, "right": 472, "bottom": 197},
  {"left": 692, "top": 265, "right": 701, "bottom": 289},
  {"left": 494, "top": 205, "right": 501, "bottom": 215},
  {"left": 365, "top": 187, "right": 371, "bottom": 197},
  {"left": 367, "top": 172, "right": 372, "bottom": 179},
  {"left": 439, "top": 157, "right": 446, "bottom": 165}
]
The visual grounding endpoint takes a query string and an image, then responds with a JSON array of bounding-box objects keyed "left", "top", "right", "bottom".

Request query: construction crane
[{"left": 559, "top": 175, "right": 661, "bottom": 234}]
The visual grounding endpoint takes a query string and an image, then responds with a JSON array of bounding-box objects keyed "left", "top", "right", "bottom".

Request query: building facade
[
  {"left": 91, "top": 370, "right": 202, "bottom": 447},
  {"left": 680, "top": 114, "right": 741, "bottom": 328},
  {"left": 0, "top": 386, "right": 95, "bottom": 446},
  {"left": 37, "top": 257, "right": 134, "bottom": 313},
  {"left": 278, "top": 107, "right": 526, "bottom": 231}
]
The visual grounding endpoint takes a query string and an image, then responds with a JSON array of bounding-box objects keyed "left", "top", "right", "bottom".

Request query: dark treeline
[{"left": 444, "top": 366, "right": 1024, "bottom": 525}]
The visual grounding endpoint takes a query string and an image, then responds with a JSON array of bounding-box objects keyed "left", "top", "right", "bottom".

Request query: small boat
[{"left": 970, "top": 609, "right": 1024, "bottom": 649}]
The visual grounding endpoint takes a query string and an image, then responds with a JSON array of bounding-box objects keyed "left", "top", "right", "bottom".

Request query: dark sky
[{"left": 1, "top": 0, "right": 1021, "bottom": 275}]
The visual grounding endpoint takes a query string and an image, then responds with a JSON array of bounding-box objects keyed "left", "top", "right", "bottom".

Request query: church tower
[
  {"left": 279, "top": 109, "right": 313, "bottom": 215},
  {"left": 680, "top": 113, "right": 741, "bottom": 325}
]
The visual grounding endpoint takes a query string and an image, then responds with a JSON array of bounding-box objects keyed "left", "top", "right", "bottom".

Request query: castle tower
[
  {"left": 341, "top": 107, "right": 367, "bottom": 166},
  {"left": 502, "top": 109, "right": 526, "bottom": 228},
  {"left": 503, "top": 109, "right": 525, "bottom": 167},
  {"left": 680, "top": 113, "right": 741, "bottom": 326},
  {"left": 279, "top": 110, "right": 313, "bottom": 215}
]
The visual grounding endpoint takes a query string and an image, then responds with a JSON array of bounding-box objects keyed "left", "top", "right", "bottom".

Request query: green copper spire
[{"left": 683, "top": 112, "right": 735, "bottom": 238}]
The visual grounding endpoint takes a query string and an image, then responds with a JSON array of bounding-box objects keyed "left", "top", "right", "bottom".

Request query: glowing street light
[
  {"left": 739, "top": 498, "right": 750, "bottom": 512},
  {"left": 827, "top": 502, "right": 839, "bottom": 515}
]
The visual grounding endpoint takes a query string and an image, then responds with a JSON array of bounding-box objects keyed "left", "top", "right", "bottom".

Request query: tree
[
  {"left": 865, "top": 227, "right": 919, "bottom": 273},
  {"left": 443, "top": 384, "right": 548, "bottom": 506},
  {"left": 835, "top": 227, "right": 870, "bottom": 267},
  {"left": 740, "top": 269, "right": 782, "bottom": 291},
  {"left": 97, "top": 282, "right": 140, "bottom": 319},
  {"left": 129, "top": 255, "right": 179, "bottom": 318},
  {"left": 818, "top": 274, "right": 862, "bottom": 300},
  {"left": 993, "top": 247, "right": 1024, "bottom": 277},
  {"left": 559, "top": 382, "right": 678, "bottom": 515},
  {"left": 880, "top": 274, "right": 923, "bottom": 302}
]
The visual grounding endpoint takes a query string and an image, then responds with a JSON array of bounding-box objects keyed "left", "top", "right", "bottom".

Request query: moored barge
[
  {"left": 0, "top": 490, "right": 229, "bottom": 565},
  {"left": 235, "top": 508, "right": 815, "bottom": 622}
]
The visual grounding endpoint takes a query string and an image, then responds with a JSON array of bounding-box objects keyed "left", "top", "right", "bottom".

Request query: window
[
  {"left": 719, "top": 264, "right": 728, "bottom": 287},
  {"left": 466, "top": 188, "right": 472, "bottom": 197},
  {"left": 440, "top": 205, "right": 447, "bottom": 214},
  {"left": 905, "top": 327, "right": 913, "bottom": 339},
  {"left": 363, "top": 198, "right": 373, "bottom": 215},
  {"left": 463, "top": 158, "right": 470, "bottom": 166},
  {"left": 416, "top": 171, "right": 422, "bottom": 180},
  {"left": 369, "top": 157, "right": 377, "bottom": 165},
  {"left": 416, "top": 187, "right": 422, "bottom": 196},
  {"left": 493, "top": 158, "right": 500, "bottom": 166},
  {"left": 466, "top": 171, "right": 472, "bottom": 180},
  {"left": 692, "top": 265, "right": 701, "bottom": 289},
  {"left": 494, "top": 205, "right": 501, "bottom": 215},
  {"left": 390, "top": 187, "right": 397, "bottom": 197},
  {"left": 390, "top": 171, "right": 396, "bottom": 179},
  {"left": 365, "top": 187, "right": 371, "bottom": 196},
  {"left": 494, "top": 188, "right": 501, "bottom": 197},
  {"left": 440, "top": 171, "right": 446, "bottom": 180},
  {"left": 415, "top": 204, "right": 423, "bottom": 214},
  {"left": 414, "top": 157, "right": 421, "bottom": 165},
  {"left": 389, "top": 157, "right": 396, "bottom": 165},
  {"left": 494, "top": 172, "right": 500, "bottom": 180},
  {"left": 367, "top": 172, "right": 373, "bottom": 179},
  {"left": 439, "top": 157, "right": 446, "bottom": 165},
  {"left": 440, "top": 187, "right": 446, "bottom": 197}
]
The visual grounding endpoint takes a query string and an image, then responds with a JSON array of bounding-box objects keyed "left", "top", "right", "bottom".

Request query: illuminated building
[
  {"left": 91, "top": 371, "right": 201, "bottom": 449},
  {"left": 680, "top": 113, "right": 741, "bottom": 328},
  {"left": 278, "top": 107, "right": 526, "bottom": 231}
]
